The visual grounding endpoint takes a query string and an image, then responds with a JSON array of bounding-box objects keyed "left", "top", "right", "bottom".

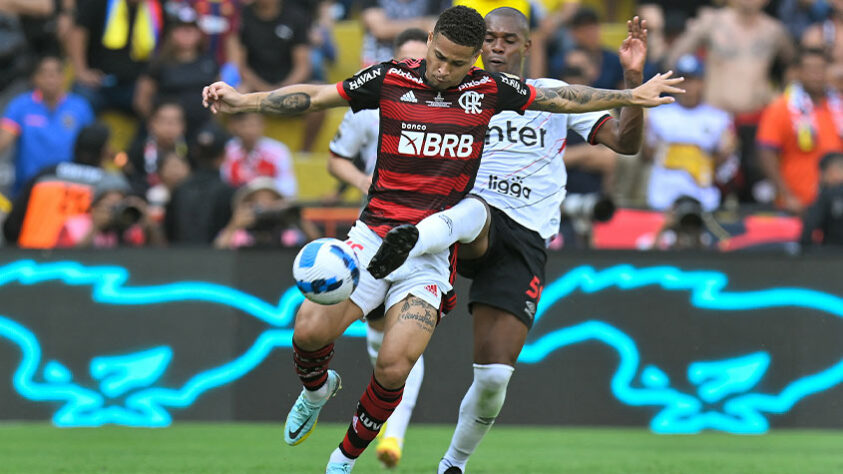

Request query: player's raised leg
[
  {"left": 439, "top": 304, "right": 528, "bottom": 474},
  {"left": 366, "top": 318, "right": 425, "bottom": 468},
  {"left": 284, "top": 298, "right": 364, "bottom": 446},
  {"left": 327, "top": 295, "right": 438, "bottom": 473},
  {"left": 368, "top": 196, "right": 491, "bottom": 278}
]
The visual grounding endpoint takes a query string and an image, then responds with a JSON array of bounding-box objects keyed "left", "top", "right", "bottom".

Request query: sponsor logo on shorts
[
  {"left": 459, "top": 91, "right": 484, "bottom": 114},
  {"left": 488, "top": 174, "right": 532, "bottom": 200},
  {"left": 424, "top": 284, "right": 439, "bottom": 297},
  {"left": 524, "top": 301, "right": 537, "bottom": 320},
  {"left": 348, "top": 67, "right": 382, "bottom": 90}
]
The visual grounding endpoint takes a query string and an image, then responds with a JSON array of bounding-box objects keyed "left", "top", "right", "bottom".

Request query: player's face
[
  {"left": 395, "top": 40, "right": 428, "bottom": 61},
  {"left": 425, "top": 32, "right": 480, "bottom": 90},
  {"left": 482, "top": 16, "right": 531, "bottom": 76}
]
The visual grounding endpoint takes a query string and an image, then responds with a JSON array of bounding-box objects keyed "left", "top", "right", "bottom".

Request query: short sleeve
[
  {"left": 337, "top": 63, "right": 388, "bottom": 112},
  {"left": 1, "top": 96, "right": 25, "bottom": 135},
  {"left": 756, "top": 99, "right": 789, "bottom": 150},
  {"left": 330, "top": 109, "right": 368, "bottom": 160},
  {"left": 491, "top": 72, "right": 536, "bottom": 114}
]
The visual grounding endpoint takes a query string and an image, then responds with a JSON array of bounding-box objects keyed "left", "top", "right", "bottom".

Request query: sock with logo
[
  {"left": 292, "top": 341, "right": 334, "bottom": 402},
  {"left": 339, "top": 374, "right": 404, "bottom": 459},
  {"left": 408, "top": 197, "right": 487, "bottom": 259},
  {"left": 441, "top": 364, "right": 514, "bottom": 470}
]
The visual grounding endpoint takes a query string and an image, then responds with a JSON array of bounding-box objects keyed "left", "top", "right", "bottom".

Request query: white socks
[
  {"left": 439, "top": 364, "right": 514, "bottom": 473},
  {"left": 329, "top": 447, "right": 355, "bottom": 466},
  {"left": 408, "top": 198, "right": 487, "bottom": 258},
  {"left": 366, "top": 325, "right": 424, "bottom": 444}
]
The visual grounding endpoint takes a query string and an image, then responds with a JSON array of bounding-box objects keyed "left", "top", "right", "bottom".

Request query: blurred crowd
[{"left": 1, "top": 0, "right": 842, "bottom": 251}]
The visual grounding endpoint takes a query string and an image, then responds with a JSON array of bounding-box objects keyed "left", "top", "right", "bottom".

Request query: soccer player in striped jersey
[
  {"left": 364, "top": 9, "right": 658, "bottom": 474},
  {"left": 327, "top": 27, "right": 430, "bottom": 469},
  {"left": 203, "top": 6, "right": 682, "bottom": 473}
]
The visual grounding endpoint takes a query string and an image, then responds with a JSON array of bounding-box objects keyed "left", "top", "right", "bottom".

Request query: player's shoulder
[{"left": 526, "top": 77, "right": 568, "bottom": 89}]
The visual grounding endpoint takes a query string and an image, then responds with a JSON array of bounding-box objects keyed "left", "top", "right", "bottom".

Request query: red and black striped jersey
[{"left": 336, "top": 58, "right": 536, "bottom": 237}]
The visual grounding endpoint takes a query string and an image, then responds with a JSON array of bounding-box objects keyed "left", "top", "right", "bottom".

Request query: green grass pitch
[{"left": 1, "top": 423, "right": 842, "bottom": 473}]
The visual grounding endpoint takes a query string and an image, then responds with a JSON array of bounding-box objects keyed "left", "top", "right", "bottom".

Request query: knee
[
  {"left": 374, "top": 356, "right": 414, "bottom": 390},
  {"left": 293, "top": 305, "right": 330, "bottom": 349},
  {"left": 474, "top": 364, "right": 514, "bottom": 396}
]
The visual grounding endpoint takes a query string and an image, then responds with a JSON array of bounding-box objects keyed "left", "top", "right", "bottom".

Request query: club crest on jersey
[
  {"left": 459, "top": 91, "right": 484, "bottom": 114},
  {"left": 426, "top": 93, "right": 451, "bottom": 108},
  {"left": 348, "top": 67, "right": 382, "bottom": 90},
  {"left": 398, "top": 123, "right": 473, "bottom": 158}
]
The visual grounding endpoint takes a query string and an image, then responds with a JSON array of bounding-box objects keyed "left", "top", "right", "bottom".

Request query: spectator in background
[
  {"left": 125, "top": 101, "right": 188, "bottom": 194},
  {"left": 644, "top": 54, "right": 735, "bottom": 212},
  {"left": 55, "top": 175, "right": 163, "bottom": 247},
  {"left": 2, "top": 122, "right": 116, "bottom": 248},
  {"left": 134, "top": 6, "right": 219, "bottom": 138},
  {"left": 214, "top": 177, "right": 318, "bottom": 249},
  {"left": 0, "top": 55, "right": 94, "bottom": 196},
  {"left": 222, "top": 112, "right": 297, "bottom": 198},
  {"left": 801, "top": 151, "right": 843, "bottom": 247},
  {"left": 668, "top": 0, "right": 795, "bottom": 204},
  {"left": 164, "top": 0, "right": 242, "bottom": 66},
  {"left": 165, "top": 123, "right": 234, "bottom": 244},
  {"left": 68, "top": 0, "right": 164, "bottom": 114},
  {"left": 232, "top": 0, "right": 311, "bottom": 93},
  {"left": 780, "top": 0, "right": 831, "bottom": 40},
  {"left": 554, "top": 7, "right": 624, "bottom": 88},
  {"left": 758, "top": 48, "right": 843, "bottom": 213},
  {"left": 802, "top": 0, "right": 843, "bottom": 63},
  {"left": 0, "top": 0, "right": 55, "bottom": 106},
  {"left": 648, "top": 195, "right": 713, "bottom": 250},
  {"left": 530, "top": 0, "right": 580, "bottom": 78},
  {"left": 145, "top": 150, "right": 190, "bottom": 223},
  {"left": 360, "top": 0, "right": 438, "bottom": 66}
]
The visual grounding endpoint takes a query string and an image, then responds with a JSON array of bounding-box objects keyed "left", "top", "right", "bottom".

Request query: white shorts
[{"left": 345, "top": 220, "right": 452, "bottom": 316}]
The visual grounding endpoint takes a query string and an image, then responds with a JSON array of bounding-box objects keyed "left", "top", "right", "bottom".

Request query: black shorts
[{"left": 457, "top": 207, "right": 547, "bottom": 329}]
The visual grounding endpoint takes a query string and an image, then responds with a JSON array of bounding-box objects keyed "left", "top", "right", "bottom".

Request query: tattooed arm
[
  {"left": 528, "top": 71, "right": 684, "bottom": 114},
  {"left": 202, "top": 82, "right": 347, "bottom": 116}
]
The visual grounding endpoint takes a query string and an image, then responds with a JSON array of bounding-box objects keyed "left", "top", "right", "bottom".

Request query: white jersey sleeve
[{"left": 328, "top": 109, "right": 380, "bottom": 175}]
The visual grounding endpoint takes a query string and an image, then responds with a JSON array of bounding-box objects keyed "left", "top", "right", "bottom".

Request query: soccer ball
[{"left": 293, "top": 238, "right": 360, "bottom": 305}]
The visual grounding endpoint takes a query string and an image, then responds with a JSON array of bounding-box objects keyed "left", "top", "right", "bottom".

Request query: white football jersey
[
  {"left": 329, "top": 108, "right": 380, "bottom": 175},
  {"left": 471, "top": 78, "right": 609, "bottom": 238}
]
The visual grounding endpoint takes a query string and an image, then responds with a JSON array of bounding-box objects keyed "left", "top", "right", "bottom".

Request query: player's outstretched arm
[
  {"left": 528, "top": 71, "right": 684, "bottom": 114},
  {"left": 202, "top": 82, "right": 347, "bottom": 116}
]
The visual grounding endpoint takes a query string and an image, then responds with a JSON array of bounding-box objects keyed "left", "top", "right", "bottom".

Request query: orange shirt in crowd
[{"left": 756, "top": 95, "right": 843, "bottom": 206}]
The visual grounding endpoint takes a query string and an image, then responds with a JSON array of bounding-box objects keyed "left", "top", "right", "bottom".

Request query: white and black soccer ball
[{"left": 293, "top": 238, "right": 360, "bottom": 305}]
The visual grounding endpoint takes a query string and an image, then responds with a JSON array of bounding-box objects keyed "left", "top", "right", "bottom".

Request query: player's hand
[
  {"left": 202, "top": 81, "right": 248, "bottom": 114},
  {"left": 631, "top": 71, "right": 684, "bottom": 107},
  {"left": 619, "top": 16, "right": 647, "bottom": 74}
]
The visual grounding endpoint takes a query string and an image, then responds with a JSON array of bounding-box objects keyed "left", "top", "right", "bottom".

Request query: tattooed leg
[{"left": 374, "top": 295, "right": 438, "bottom": 389}]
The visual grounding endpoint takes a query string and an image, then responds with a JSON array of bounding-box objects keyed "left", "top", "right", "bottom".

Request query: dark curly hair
[{"left": 433, "top": 6, "right": 486, "bottom": 52}]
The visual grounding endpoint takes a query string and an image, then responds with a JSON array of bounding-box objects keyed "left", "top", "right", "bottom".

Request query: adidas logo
[{"left": 400, "top": 91, "right": 418, "bottom": 103}]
